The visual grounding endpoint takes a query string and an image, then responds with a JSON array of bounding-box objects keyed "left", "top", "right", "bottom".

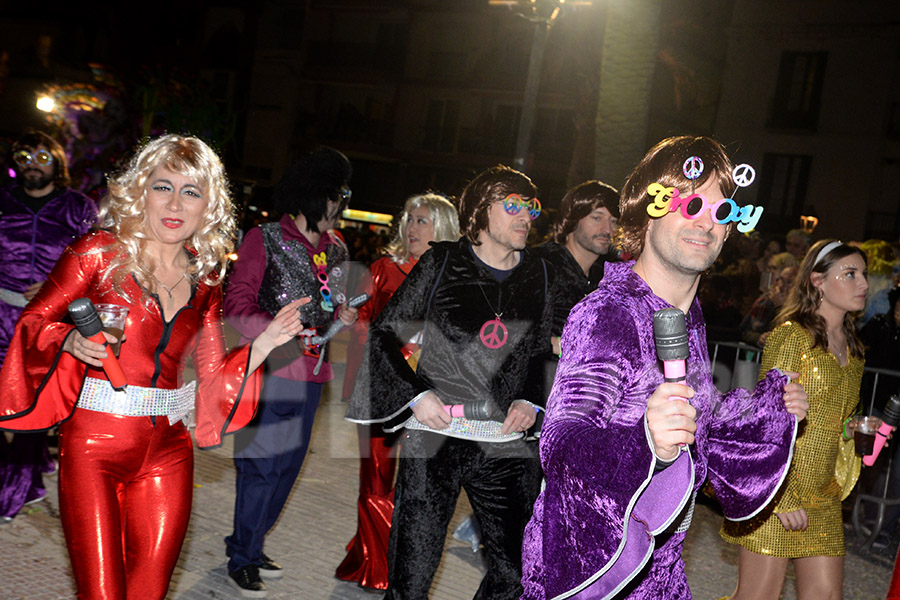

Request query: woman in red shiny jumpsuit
[
  {"left": 335, "top": 193, "right": 459, "bottom": 591},
  {"left": 0, "top": 135, "right": 307, "bottom": 600}
]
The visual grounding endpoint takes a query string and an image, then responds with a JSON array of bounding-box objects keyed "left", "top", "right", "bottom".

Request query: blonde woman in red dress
[
  {"left": 0, "top": 135, "right": 306, "bottom": 600},
  {"left": 336, "top": 192, "right": 459, "bottom": 591}
]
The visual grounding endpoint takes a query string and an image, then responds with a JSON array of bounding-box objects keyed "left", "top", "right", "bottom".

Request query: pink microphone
[
  {"left": 863, "top": 395, "right": 900, "bottom": 466},
  {"left": 653, "top": 308, "right": 689, "bottom": 388},
  {"left": 442, "top": 401, "right": 497, "bottom": 421}
]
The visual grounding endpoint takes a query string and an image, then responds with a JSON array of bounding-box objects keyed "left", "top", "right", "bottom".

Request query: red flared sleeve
[
  {"left": 191, "top": 283, "right": 262, "bottom": 448},
  {"left": 0, "top": 240, "right": 98, "bottom": 430},
  {"left": 0, "top": 231, "right": 262, "bottom": 444}
]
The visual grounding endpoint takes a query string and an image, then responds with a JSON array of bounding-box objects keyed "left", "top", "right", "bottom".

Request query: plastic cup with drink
[
  {"left": 94, "top": 304, "right": 129, "bottom": 356},
  {"left": 850, "top": 415, "right": 882, "bottom": 457}
]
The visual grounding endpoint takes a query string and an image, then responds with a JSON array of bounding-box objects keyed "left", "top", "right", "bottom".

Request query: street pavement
[{"left": 1, "top": 339, "right": 896, "bottom": 599}]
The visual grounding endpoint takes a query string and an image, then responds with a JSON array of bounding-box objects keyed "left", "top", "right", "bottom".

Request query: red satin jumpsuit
[
  {"left": 335, "top": 255, "right": 417, "bottom": 590},
  {"left": 0, "top": 231, "right": 261, "bottom": 600}
]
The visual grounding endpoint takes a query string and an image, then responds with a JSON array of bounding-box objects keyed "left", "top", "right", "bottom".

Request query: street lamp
[
  {"left": 490, "top": 0, "right": 592, "bottom": 170},
  {"left": 36, "top": 95, "right": 55, "bottom": 112}
]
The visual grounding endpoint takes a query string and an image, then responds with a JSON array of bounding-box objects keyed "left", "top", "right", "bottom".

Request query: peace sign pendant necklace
[{"left": 477, "top": 284, "right": 510, "bottom": 349}]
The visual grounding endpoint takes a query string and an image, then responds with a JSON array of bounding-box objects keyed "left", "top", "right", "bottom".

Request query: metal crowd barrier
[{"left": 708, "top": 340, "right": 900, "bottom": 551}]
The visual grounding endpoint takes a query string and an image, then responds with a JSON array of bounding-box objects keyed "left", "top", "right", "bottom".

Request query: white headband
[{"left": 813, "top": 240, "right": 843, "bottom": 268}]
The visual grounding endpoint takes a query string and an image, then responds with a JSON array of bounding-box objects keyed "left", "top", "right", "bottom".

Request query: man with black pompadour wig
[{"left": 223, "top": 146, "right": 358, "bottom": 598}]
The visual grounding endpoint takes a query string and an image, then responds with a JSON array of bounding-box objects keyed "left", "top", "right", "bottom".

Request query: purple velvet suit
[
  {"left": 0, "top": 185, "right": 97, "bottom": 363},
  {"left": 0, "top": 184, "right": 96, "bottom": 520},
  {"left": 521, "top": 262, "right": 798, "bottom": 600}
]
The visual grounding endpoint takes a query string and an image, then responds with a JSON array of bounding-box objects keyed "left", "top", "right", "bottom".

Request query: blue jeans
[{"left": 225, "top": 376, "right": 322, "bottom": 572}]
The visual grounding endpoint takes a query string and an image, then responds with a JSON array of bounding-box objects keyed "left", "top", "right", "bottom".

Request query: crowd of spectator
[{"left": 699, "top": 229, "right": 900, "bottom": 352}]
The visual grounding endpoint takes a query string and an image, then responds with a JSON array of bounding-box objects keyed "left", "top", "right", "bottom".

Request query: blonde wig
[
  {"left": 385, "top": 193, "right": 460, "bottom": 263},
  {"left": 97, "top": 134, "right": 237, "bottom": 297}
]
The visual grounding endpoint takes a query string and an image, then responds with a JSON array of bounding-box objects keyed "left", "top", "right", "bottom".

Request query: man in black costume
[
  {"left": 537, "top": 179, "right": 619, "bottom": 339},
  {"left": 347, "top": 165, "right": 555, "bottom": 599}
]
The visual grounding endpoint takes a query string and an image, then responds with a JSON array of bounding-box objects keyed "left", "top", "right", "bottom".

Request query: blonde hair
[
  {"left": 769, "top": 252, "right": 798, "bottom": 271},
  {"left": 97, "top": 134, "right": 236, "bottom": 297},
  {"left": 385, "top": 193, "right": 460, "bottom": 262}
]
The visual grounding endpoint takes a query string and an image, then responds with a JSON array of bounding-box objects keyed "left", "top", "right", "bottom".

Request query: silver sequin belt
[
  {"left": 0, "top": 287, "right": 27, "bottom": 307},
  {"left": 402, "top": 415, "right": 523, "bottom": 443},
  {"left": 77, "top": 377, "right": 196, "bottom": 421}
]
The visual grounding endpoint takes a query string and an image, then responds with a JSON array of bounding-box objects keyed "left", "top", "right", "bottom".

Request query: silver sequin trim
[
  {"left": 77, "top": 377, "right": 196, "bottom": 421},
  {"left": 674, "top": 492, "right": 696, "bottom": 534},
  {"left": 403, "top": 415, "right": 523, "bottom": 443}
]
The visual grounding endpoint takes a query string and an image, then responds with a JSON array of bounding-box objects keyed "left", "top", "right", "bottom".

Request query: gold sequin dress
[{"left": 721, "top": 321, "right": 862, "bottom": 557}]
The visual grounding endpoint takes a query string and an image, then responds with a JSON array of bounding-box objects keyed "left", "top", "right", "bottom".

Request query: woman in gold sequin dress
[{"left": 720, "top": 240, "right": 869, "bottom": 599}]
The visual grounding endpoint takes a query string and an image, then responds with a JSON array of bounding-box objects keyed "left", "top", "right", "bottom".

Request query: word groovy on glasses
[{"left": 645, "top": 183, "right": 764, "bottom": 233}]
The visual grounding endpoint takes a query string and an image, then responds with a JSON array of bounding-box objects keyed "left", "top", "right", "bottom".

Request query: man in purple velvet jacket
[
  {"left": 0, "top": 130, "right": 96, "bottom": 521},
  {"left": 520, "top": 136, "right": 809, "bottom": 599}
]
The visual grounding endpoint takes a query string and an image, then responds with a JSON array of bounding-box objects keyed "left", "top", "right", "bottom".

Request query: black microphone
[
  {"left": 68, "top": 298, "right": 128, "bottom": 390},
  {"left": 653, "top": 308, "right": 689, "bottom": 384},
  {"left": 442, "top": 401, "right": 502, "bottom": 421}
]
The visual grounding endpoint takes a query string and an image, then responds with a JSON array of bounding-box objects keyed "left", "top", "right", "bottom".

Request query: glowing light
[
  {"left": 341, "top": 209, "right": 394, "bottom": 225},
  {"left": 260, "top": 211, "right": 269, "bottom": 218},
  {"left": 7, "top": 168, "right": 15, "bottom": 179},
  {"left": 227, "top": 253, "right": 239, "bottom": 261},
  {"left": 36, "top": 95, "right": 55, "bottom": 112},
  {"left": 800, "top": 214, "right": 819, "bottom": 234}
]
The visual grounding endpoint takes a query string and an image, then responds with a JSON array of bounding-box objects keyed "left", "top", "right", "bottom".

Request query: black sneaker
[
  {"left": 228, "top": 565, "right": 268, "bottom": 598},
  {"left": 259, "top": 553, "right": 283, "bottom": 580}
]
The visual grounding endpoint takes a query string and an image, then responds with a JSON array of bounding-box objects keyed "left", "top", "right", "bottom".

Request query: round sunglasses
[
  {"left": 13, "top": 149, "right": 54, "bottom": 167},
  {"left": 503, "top": 194, "right": 541, "bottom": 220}
]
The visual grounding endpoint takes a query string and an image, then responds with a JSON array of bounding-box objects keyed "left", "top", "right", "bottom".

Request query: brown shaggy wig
[
  {"left": 551, "top": 180, "right": 619, "bottom": 245},
  {"left": 458, "top": 165, "right": 537, "bottom": 245},
  {"left": 617, "top": 136, "right": 735, "bottom": 258}
]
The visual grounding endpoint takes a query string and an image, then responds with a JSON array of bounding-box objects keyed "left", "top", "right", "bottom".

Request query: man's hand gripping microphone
[
  {"left": 653, "top": 308, "right": 690, "bottom": 451},
  {"left": 308, "top": 293, "right": 371, "bottom": 346},
  {"left": 309, "top": 293, "right": 370, "bottom": 376}
]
